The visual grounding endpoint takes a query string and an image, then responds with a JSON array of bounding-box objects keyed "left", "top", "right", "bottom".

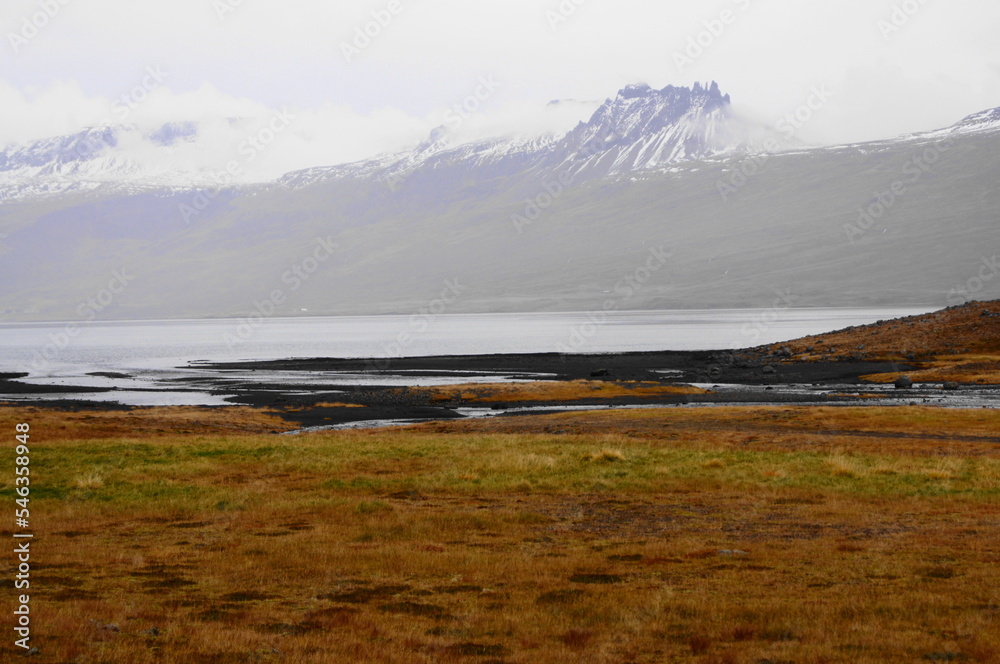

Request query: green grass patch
[{"left": 9, "top": 432, "right": 998, "bottom": 509}]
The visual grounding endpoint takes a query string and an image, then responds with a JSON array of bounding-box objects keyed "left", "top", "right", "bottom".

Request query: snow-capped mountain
[
  {"left": 539, "top": 81, "right": 761, "bottom": 179},
  {"left": 4, "top": 83, "right": 997, "bottom": 206},
  {"left": 0, "top": 118, "right": 303, "bottom": 202},
  {"left": 0, "top": 123, "right": 211, "bottom": 201},
  {"left": 1, "top": 82, "right": 999, "bottom": 321},
  {"left": 278, "top": 81, "right": 775, "bottom": 192}
]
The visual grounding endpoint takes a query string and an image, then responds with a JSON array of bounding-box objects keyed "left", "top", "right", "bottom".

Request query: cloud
[
  {"left": 0, "top": 78, "right": 601, "bottom": 180},
  {"left": 1, "top": 0, "right": 998, "bottom": 160},
  {"left": 0, "top": 80, "right": 109, "bottom": 145}
]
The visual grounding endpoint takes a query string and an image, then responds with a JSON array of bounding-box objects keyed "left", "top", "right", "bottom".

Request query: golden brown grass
[
  {"left": 860, "top": 354, "right": 1000, "bottom": 385},
  {"left": 420, "top": 380, "right": 706, "bottom": 403},
  {"left": 772, "top": 299, "right": 1000, "bottom": 357},
  {"left": 2, "top": 404, "right": 998, "bottom": 663},
  {"left": 416, "top": 406, "right": 1000, "bottom": 457},
  {"left": 284, "top": 402, "right": 368, "bottom": 411},
  {"left": 0, "top": 405, "right": 288, "bottom": 441},
  {"left": 767, "top": 299, "right": 1000, "bottom": 384},
  {"left": 314, "top": 402, "right": 368, "bottom": 408}
]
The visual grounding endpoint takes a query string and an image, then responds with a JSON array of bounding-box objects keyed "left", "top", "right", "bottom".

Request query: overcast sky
[{"left": 2, "top": 0, "right": 999, "bottom": 172}]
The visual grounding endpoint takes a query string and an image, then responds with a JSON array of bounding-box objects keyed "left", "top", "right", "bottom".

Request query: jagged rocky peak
[
  {"left": 585, "top": 81, "right": 734, "bottom": 137},
  {"left": 615, "top": 81, "right": 730, "bottom": 105},
  {"left": 617, "top": 83, "right": 653, "bottom": 99},
  {"left": 542, "top": 81, "right": 758, "bottom": 178},
  {"left": 573, "top": 81, "right": 735, "bottom": 145}
]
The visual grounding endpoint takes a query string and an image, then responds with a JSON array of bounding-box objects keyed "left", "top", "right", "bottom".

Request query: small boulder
[
  {"left": 762, "top": 365, "right": 776, "bottom": 375},
  {"left": 590, "top": 369, "right": 609, "bottom": 377},
  {"left": 941, "top": 382, "right": 960, "bottom": 391},
  {"left": 894, "top": 376, "right": 914, "bottom": 390}
]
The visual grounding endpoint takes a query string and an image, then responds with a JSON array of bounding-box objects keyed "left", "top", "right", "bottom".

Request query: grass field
[{"left": 2, "top": 404, "right": 999, "bottom": 663}]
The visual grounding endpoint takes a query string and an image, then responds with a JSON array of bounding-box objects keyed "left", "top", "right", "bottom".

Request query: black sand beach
[{"left": 2, "top": 349, "right": 949, "bottom": 429}]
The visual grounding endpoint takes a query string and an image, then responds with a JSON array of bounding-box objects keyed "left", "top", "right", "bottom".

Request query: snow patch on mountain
[
  {"left": 952, "top": 107, "right": 1000, "bottom": 133},
  {"left": 0, "top": 124, "right": 210, "bottom": 201}
]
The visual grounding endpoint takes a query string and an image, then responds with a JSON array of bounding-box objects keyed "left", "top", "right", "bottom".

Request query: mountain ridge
[
  {"left": 1, "top": 82, "right": 998, "bottom": 322},
  {"left": 2, "top": 82, "right": 998, "bottom": 205}
]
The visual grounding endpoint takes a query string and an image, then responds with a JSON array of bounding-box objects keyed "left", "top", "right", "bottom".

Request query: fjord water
[{"left": 1, "top": 308, "right": 932, "bottom": 377}]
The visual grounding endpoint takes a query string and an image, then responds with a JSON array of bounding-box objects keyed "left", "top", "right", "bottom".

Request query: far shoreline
[{"left": 1, "top": 300, "right": 997, "bottom": 427}]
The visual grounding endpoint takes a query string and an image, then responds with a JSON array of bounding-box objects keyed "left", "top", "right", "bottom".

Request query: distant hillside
[
  {"left": 771, "top": 299, "right": 1000, "bottom": 358},
  {"left": 765, "top": 299, "right": 1000, "bottom": 384}
]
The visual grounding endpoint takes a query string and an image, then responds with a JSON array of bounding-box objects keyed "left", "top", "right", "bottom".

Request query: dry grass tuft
[
  {"left": 560, "top": 628, "right": 595, "bottom": 650},
  {"left": 689, "top": 634, "right": 713, "bottom": 655},
  {"left": 73, "top": 471, "right": 105, "bottom": 489},
  {"left": 826, "top": 454, "right": 866, "bottom": 478},
  {"left": 583, "top": 448, "right": 628, "bottom": 463}
]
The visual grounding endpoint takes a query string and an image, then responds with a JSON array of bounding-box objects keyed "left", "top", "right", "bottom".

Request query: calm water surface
[{"left": 0, "top": 308, "right": 932, "bottom": 378}]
